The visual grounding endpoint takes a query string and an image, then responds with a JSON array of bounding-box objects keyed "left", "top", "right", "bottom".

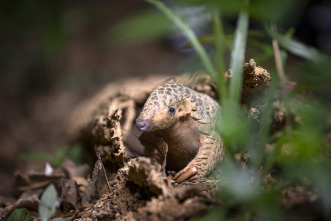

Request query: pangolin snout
[{"left": 136, "top": 118, "right": 150, "bottom": 131}]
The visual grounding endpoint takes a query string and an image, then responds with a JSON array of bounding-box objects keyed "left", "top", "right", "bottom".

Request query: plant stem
[{"left": 212, "top": 9, "right": 227, "bottom": 102}]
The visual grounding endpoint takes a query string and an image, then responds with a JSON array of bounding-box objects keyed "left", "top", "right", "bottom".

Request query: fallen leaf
[
  {"left": 39, "top": 184, "right": 57, "bottom": 221},
  {"left": 0, "top": 194, "right": 39, "bottom": 218}
]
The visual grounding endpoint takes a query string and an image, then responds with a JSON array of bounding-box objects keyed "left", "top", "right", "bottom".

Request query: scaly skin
[{"left": 136, "top": 82, "right": 224, "bottom": 182}]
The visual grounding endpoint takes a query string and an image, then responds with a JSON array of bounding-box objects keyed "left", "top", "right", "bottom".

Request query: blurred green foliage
[
  {"left": 20, "top": 144, "right": 84, "bottom": 167},
  {"left": 176, "top": 0, "right": 304, "bottom": 27},
  {"left": 111, "top": 10, "right": 172, "bottom": 46},
  {"left": 6, "top": 208, "right": 33, "bottom": 221},
  {"left": 114, "top": 0, "right": 331, "bottom": 220},
  {"left": 0, "top": 0, "right": 65, "bottom": 60}
]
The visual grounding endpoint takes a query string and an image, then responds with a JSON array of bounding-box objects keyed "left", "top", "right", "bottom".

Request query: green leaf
[
  {"left": 39, "top": 184, "right": 57, "bottom": 221},
  {"left": 7, "top": 208, "right": 33, "bottom": 221},
  {"left": 182, "top": 34, "right": 232, "bottom": 51},
  {"left": 52, "top": 146, "right": 68, "bottom": 167},
  {"left": 177, "top": 0, "right": 247, "bottom": 15},
  {"left": 20, "top": 152, "right": 52, "bottom": 162},
  {"left": 249, "top": 0, "right": 298, "bottom": 22},
  {"left": 68, "top": 144, "right": 84, "bottom": 165},
  {"left": 182, "top": 34, "right": 214, "bottom": 48},
  {"left": 266, "top": 26, "right": 328, "bottom": 64},
  {"left": 178, "top": 0, "right": 297, "bottom": 22}
]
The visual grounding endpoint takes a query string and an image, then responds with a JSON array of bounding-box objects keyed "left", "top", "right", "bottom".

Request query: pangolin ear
[{"left": 178, "top": 100, "right": 191, "bottom": 117}]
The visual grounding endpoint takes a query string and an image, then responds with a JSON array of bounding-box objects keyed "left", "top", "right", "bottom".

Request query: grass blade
[
  {"left": 229, "top": 9, "right": 249, "bottom": 104},
  {"left": 145, "top": 0, "right": 217, "bottom": 79},
  {"left": 266, "top": 25, "right": 328, "bottom": 64}
]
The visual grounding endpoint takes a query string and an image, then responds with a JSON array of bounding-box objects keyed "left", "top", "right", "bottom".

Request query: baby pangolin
[{"left": 136, "top": 82, "right": 224, "bottom": 182}]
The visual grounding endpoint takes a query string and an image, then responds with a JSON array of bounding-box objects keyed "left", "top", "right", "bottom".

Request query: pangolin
[{"left": 136, "top": 82, "right": 223, "bottom": 182}]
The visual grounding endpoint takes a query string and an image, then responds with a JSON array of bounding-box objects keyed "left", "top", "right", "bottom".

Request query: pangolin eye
[{"left": 168, "top": 107, "right": 176, "bottom": 115}]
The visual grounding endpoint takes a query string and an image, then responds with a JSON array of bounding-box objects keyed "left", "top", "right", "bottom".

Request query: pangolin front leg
[
  {"left": 139, "top": 132, "right": 168, "bottom": 175},
  {"left": 174, "top": 132, "right": 223, "bottom": 182}
]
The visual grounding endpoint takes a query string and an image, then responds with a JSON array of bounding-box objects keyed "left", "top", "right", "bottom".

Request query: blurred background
[{"left": 0, "top": 0, "right": 330, "bottom": 199}]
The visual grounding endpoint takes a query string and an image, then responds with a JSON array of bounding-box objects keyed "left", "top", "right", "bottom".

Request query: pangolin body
[{"left": 136, "top": 82, "right": 224, "bottom": 182}]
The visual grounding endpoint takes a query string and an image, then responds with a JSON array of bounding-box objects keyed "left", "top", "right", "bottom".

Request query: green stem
[{"left": 212, "top": 9, "right": 227, "bottom": 102}]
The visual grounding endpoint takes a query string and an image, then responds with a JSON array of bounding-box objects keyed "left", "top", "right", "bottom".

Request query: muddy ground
[{"left": 1, "top": 59, "right": 327, "bottom": 220}]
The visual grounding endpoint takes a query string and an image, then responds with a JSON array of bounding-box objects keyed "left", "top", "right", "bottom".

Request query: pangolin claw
[{"left": 174, "top": 166, "right": 198, "bottom": 183}]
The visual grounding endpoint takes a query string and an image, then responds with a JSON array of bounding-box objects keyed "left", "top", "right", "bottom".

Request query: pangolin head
[{"left": 136, "top": 82, "right": 192, "bottom": 132}]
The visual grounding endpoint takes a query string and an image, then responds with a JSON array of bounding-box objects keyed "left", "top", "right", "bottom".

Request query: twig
[
  {"left": 271, "top": 24, "right": 294, "bottom": 96},
  {"left": 271, "top": 24, "right": 293, "bottom": 131},
  {"left": 96, "top": 152, "right": 112, "bottom": 192}
]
